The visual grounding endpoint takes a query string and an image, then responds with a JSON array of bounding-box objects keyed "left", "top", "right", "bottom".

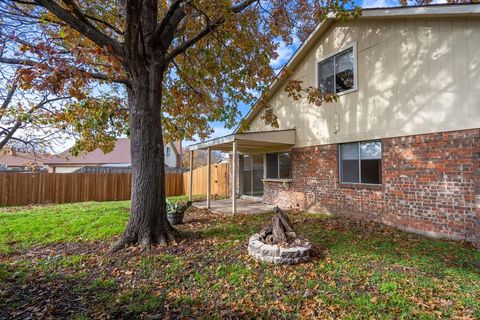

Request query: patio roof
[
  {"left": 189, "top": 129, "right": 296, "bottom": 153},
  {"left": 188, "top": 129, "right": 295, "bottom": 214}
]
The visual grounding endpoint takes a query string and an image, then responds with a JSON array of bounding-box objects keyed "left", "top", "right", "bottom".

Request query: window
[
  {"left": 340, "top": 141, "right": 381, "bottom": 184},
  {"left": 266, "top": 152, "right": 291, "bottom": 179},
  {"left": 166, "top": 146, "right": 170, "bottom": 156},
  {"left": 318, "top": 46, "right": 356, "bottom": 94}
]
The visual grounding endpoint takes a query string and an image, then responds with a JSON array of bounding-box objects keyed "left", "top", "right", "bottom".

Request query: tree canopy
[{"left": 0, "top": 0, "right": 361, "bottom": 148}]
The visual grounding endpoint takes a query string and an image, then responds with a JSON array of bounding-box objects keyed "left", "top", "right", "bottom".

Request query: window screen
[
  {"left": 278, "top": 153, "right": 291, "bottom": 179},
  {"left": 266, "top": 152, "right": 291, "bottom": 179},
  {"left": 266, "top": 153, "right": 278, "bottom": 179},
  {"left": 340, "top": 141, "right": 381, "bottom": 184}
]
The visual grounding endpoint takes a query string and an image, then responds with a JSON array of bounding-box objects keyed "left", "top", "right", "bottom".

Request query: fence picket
[{"left": 0, "top": 163, "right": 230, "bottom": 206}]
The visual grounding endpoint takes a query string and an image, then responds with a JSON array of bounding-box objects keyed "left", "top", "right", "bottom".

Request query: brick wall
[
  {"left": 475, "top": 139, "right": 480, "bottom": 249},
  {"left": 263, "top": 129, "right": 480, "bottom": 245}
]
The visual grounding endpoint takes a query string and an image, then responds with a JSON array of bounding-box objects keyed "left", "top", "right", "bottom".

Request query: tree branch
[
  {"left": 0, "top": 57, "right": 130, "bottom": 85},
  {"left": 0, "top": 95, "right": 70, "bottom": 150},
  {"left": 152, "top": 0, "right": 187, "bottom": 43},
  {"left": 84, "top": 13, "right": 123, "bottom": 36},
  {"left": 0, "top": 84, "right": 18, "bottom": 122},
  {"left": 165, "top": 0, "right": 258, "bottom": 63},
  {"left": 32, "top": 0, "right": 124, "bottom": 58}
]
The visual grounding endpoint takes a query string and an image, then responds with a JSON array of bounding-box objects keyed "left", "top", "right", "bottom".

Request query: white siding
[{"left": 164, "top": 143, "right": 178, "bottom": 168}]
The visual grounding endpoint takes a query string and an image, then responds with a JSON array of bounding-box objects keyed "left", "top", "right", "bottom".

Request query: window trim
[
  {"left": 316, "top": 42, "right": 358, "bottom": 96},
  {"left": 338, "top": 140, "right": 382, "bottom": 185}
]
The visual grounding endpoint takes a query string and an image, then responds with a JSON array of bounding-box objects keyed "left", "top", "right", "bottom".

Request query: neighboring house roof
[
  {"left": 0, "top": 148, "right": 50, "bottom": 167},
  {"left": 44, "top": 138, "right": 181, "bottom": 166},
  {"left": 45, "top": 138, "right": 131, "bottom": 165},
  {"left": 235, "top": 3, "right": 480, "bottom": 132}
]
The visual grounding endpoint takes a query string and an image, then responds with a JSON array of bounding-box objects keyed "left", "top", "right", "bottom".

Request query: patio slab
[{"left": 194, "top": 198, "right": 276, "bottom": 215}]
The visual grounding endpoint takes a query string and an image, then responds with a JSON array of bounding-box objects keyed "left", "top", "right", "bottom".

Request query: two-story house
[{"left": 190, "top": 4, "right": 480, "bottom": 247}]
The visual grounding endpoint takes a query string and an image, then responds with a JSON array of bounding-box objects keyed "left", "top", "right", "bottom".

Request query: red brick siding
[{"left": 263, "top": 129, "right": 480, "bottom": 245}]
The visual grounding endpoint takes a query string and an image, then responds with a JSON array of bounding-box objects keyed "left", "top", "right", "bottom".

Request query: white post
[
  {"left": 232, "top": 141, "right": 237, "bottom": 215},
  {"left": 263, "top": 153, "right": 267, "bottom": 179},
  {"left": 207, "top": 147, "right": 211, "bottom": 209},
  {"left": 189, "top": 150, "right": 193, "bottom": 201}
]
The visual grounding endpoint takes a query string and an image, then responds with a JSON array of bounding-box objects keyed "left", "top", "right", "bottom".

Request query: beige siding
[
  {"left": 248, "top": 18, "right": 480, "bottom": 147},
  {"left": 52, "top": 166, "right": 83, "bottom": 173}
]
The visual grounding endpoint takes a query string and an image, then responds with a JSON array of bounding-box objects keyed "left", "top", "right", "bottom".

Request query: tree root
[
  {"left": 107, "top": 228, "right": 178, "bottom": 255},
  {"left": 107, "top": 235, "right": 133, "bottom": 254}
]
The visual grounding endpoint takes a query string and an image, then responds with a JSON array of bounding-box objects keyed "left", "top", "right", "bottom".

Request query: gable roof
[
  {"left": 45, "top": 138, "right": 131, "bottom": 165},
  {"left": 235, "top": 3, "right": 480, "bottom": 132},
  {"left": 44, "top": 138, "right": 179, "bottom": 166},
  {"left": 0, "top": 149, "right": 50, "bottom": 167}
]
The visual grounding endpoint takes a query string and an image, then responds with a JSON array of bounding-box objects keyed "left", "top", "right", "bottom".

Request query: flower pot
[{"left": 167, "top": 212, "right": 184, "bottom": 225}]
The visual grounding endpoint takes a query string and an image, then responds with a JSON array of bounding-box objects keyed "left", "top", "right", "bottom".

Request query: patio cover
[
  {"left": 188, "top": 129, "right": 295, "bottom": 214},
  {"left": 189, "top": 129, "right": 295, "bottom": 153}
]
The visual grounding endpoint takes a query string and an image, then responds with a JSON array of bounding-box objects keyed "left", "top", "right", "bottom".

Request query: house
[
  {"left": 0, "top": 147, "right": 49, "bottom": 172},
  {"left": 45, "top": 138, "right": 182, "bottom": 173},
  {"left": 190, "top": 4, "right": 480, "bottom": 247}
]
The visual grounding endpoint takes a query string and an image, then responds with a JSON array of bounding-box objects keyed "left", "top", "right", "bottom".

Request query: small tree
[{"left": 1, "top": 0, "right": 357, "bottom": 252}]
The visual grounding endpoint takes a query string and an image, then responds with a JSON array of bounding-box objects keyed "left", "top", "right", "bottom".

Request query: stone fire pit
[{"left": 247, "top": 207, "right": 312, "bottom": 265}]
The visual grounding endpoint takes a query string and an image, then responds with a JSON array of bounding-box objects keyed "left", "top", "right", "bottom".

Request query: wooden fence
[
  {"left": 0, "top": 163, "right": 229, "bottom": 206},
  {"left": 183, "top": 163, "right": 230, "bottom": 197}
]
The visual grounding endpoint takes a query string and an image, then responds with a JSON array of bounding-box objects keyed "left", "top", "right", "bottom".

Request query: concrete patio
[{"left": 194, "top": 198, "right": 276, "bottom": 215}]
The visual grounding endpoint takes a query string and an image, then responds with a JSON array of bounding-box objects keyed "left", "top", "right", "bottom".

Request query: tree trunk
[{"left": 109, "top": 62, "right": 175, "bottom": 253}]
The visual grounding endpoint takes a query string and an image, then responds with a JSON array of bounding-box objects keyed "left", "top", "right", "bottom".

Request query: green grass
[
  {"left": 0, "top": 195, "right": 204, "bottom": 253},
  {"left": 0, "top": 201, "right": 130, "bottom": 253},
  {"left": 0, "top": 201, "right": 479, "bottom": 319}
]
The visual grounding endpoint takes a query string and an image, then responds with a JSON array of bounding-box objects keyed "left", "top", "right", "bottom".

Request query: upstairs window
[
  {"left": 340, "top": 141, "right": 381, "bottom": 184},
  {"left": 318, "top": 45, "right": 356, "bottom": 94},
  {"left": 166, "top": 146, "right": 171, "bottom": 156},
  {"left": 266, "top": 152, "right": 291, "bottom": 179}
]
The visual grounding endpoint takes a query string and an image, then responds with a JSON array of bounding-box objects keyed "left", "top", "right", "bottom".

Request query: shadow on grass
[{"left": 0, "top": 264, "right": 265, "bottom": 319}]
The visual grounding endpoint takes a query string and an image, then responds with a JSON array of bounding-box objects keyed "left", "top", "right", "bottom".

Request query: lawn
[{"left": 0, "top": 201, "right": 479, "bottom": 319}]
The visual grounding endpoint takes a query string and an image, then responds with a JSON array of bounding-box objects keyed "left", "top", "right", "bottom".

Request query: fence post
[
  {"left": 232, "top": 141, "right": 237, "bottom": 215},
  {"left": 207, "top": 147, "right": 211, "bottom": 208},
  {"left": 189, "top": 150, "right": 193, "bottom": 201}
]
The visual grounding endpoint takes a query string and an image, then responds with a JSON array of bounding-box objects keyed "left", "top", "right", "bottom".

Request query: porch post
[
  {"left": 207, "top": 147, "right": 211, "bottom": 209},
  {"left": 232, "top": 141, "right": 237, "bottom": 215},
  {"left": 263, "top": 153, "right": 267, "bottom": 179},
  {"left": 189, "top": 149, "right": 193, "bottom": 201}
]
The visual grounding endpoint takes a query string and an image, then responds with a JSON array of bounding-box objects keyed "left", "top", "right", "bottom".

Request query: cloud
[
  {"left": 360, "top": 0, "right": 395, "bottom": 8},
  {"left": 270, "top": 37, "right": 301, "bottom": 70},
  {"left": 360, "top": 0, "right": 447, "bottom": 8}
]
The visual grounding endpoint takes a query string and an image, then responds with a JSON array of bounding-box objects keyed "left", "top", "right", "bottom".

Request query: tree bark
[
  {"left": 109, "top": 61, "right": 175, "bottom": 253},
  {"left": 108, "top": 1, "right": 178, "bottom": 253}
]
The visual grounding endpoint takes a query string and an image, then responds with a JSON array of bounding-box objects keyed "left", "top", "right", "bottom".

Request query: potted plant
[{"left": 166, "top": 199, "right": 192, "bottom": 225}]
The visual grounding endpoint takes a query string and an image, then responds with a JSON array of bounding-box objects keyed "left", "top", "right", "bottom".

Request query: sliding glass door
[{"left": 242, "top": 155, "right": 263, "bottom": 197}]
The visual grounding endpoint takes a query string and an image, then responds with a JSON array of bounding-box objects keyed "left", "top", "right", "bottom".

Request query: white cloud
[
  {"left": 270, "top": 37, "right": 301, "bottom": 70},
  {"left": 361, "top": 0, "right": 394, "bottom": 8},
  {"left": 361, "top": 0, "right": 447, "bottom": 8}
]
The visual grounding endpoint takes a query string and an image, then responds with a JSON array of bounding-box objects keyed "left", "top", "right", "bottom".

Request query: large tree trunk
[
  {"left": 109, "top": 62, "right": 175, "bottom": 253},
  {"left": 108, "top": 1, "right": 179, "bottom": 253}
]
